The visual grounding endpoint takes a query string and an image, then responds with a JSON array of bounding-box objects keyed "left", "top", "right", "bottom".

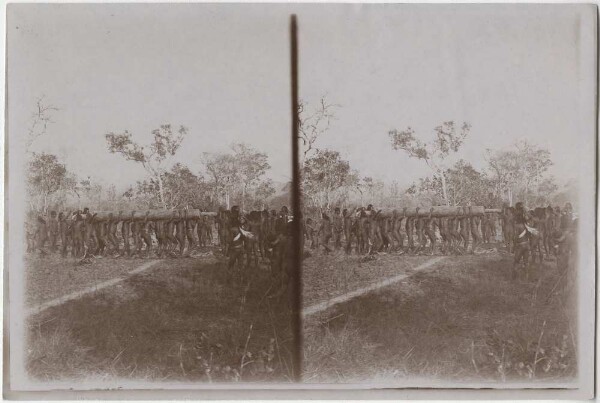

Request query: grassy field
[
  {"left": 302, "top": 246, "right": 577, "bottom": 384},
  {"left": 26, "top": 250, "right": 294, "bottom": 383}
]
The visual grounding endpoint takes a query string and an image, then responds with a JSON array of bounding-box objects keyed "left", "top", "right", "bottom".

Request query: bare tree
[
  {"left": 298, "top": 96, "right": 338, "bottom": 161},
  {"left": 26, "top": 96, "right": 59, "bottom": 152}
]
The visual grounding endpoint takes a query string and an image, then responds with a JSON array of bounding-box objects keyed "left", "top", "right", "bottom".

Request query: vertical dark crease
[{"left": 289, "top": 14, "right": 303, "bottom": 382}]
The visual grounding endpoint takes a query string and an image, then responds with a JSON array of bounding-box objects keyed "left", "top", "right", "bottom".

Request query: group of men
[
  {"left": 26, "top": 204, "right": 296, "bottom": 280},
  {"left": 26, "top": 208, "right": 214, "bottom": 258},
  {"left": 507, "top": 202, "right": 577, "bottom": 278},
  {"left": 301, "top": 201, "right": 578, "bottom": 279},
  {"left": 303, "top": 204, "right": 500, "bottom": 256},
  {"left": 220, "top": 205, "right": 293, "bottom": 275}
]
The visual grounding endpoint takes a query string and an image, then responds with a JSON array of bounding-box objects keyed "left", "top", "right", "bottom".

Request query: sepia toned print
[
  {"left": 4, "top": 2, "right": 596, "bottom": 398},
  {"left": 8, "top": 4, "right": 297, "bottom": 389},
  {"left": 296, "top": 5, "right": 595, "bottom": 389}
]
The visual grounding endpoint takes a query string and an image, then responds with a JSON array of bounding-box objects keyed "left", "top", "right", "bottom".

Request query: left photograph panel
[{"left": 6, "top": 4, "right": 296, "bottom": 390}]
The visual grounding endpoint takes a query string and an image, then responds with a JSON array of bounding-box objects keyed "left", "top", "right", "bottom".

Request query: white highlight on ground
[
  {"left": 302, "top": 256, "right": 446, "bottom": 318},
  {"left": 26, "top": 260, "right": 162, "bottom": 317}
]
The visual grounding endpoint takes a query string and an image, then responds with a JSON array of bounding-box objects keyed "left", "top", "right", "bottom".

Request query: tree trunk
[
  {"left": 43, "top": 193, "right": 49, "bottom": 214},
  {"left": 156, "top": 172, "right": 167, "bottom": 209},
  {"left": 242, "top": 185, "right": 246, "bottom": 212},
  {"left": 439, "top": 171, "right": 450, "bottom": 206}
]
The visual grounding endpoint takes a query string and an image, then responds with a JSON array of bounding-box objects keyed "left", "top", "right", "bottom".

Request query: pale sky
[{"left": 8, "top": 4, "right": 595, "bottom": 192}]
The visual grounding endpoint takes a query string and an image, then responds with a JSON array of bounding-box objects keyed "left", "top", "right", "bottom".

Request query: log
[
  {"left": 485, "top": 208, "right": 502, "bottom": 214},
  {"left": 93, "top": 209, "right": 216, "bottom": 221},
  {"left": 378, "top": 205, "right": 485, "bottom": 218}
]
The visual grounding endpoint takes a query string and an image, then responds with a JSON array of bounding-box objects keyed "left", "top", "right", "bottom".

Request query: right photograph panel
[{"left": 297, "top": 4, "right": 596, "bottom": 390}]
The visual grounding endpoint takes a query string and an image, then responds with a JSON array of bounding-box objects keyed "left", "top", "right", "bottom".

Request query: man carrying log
[
  {"left": 139, "top": 213, "right": 154, "bottom": 257},
  {"left": 107, "top": 212, "right": 121, "bottom": 256},
  {"left": 58, "top": 212, "right": 70, "bottom": 257},
  {"left": 71, "top": 212, "right": 84, "bottom": 257},
  {"left": 390, "top": 210, "right": 404, "bottom": 253},
  {"left": 331, "top": 207, "right": 343, "bottom": 250},
  {"left": 129, "top": 212, "right": 143, "bottom": 258},
  {"left": 319, "top": 212, "right": 333, "bottom": 254},
  {"left": 94, "top": 216, "right": 108, "bottom": 257},
  {"left": 469, "top": 206, "right": 482, "bottom": 254},
  {"left": 121, "top": 213, "right": 132, "bottom": 257},
  {"left": 502, "top": 205, "right": 515, "bottom": 253},
  {"left": 459, "top": 207, "right": 471, "bottom": 253},
  {"left": 404, "top": 211, "right": 415, "bottom": 254},
  {"left": 154, "top": 218, "right": 166, "bottom": 258},
  {"left": 342, "top": 208, "right": 352, "bottom": 253}
]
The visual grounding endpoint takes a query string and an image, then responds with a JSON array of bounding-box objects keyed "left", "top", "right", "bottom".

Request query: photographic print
[
  {"left": 7, "top": 4, "right": 297, "bottom": 391},
  {"left": 4, "top": 2, "right": 596, "bottom": 399},
  {"left": 296, "top": 4, "right": 596, "bottom": 393}
]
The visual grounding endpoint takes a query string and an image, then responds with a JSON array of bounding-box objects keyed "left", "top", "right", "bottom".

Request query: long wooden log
[
  {"left": 378, "top": 206, "right": 485, "bottom": 218},
  {"left": 93, "top": 209, "right": 216, "bottom": 221},
  {"left": 484, "top": 208, "right": 502, "bottom": 214}
]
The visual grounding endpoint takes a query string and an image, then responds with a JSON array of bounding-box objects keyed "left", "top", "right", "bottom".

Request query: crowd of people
[
  {"left": 25, "top": 205, "right": 295, "bottom": 280},
  {"left": 25, "top": 201, "right": 577, "bottom": 282},
  {"left": 26, "top": 207, "right": 215, "bottom": 259},
  {"left": 302, "top": 202, "right": 578, "bottom": 277}
]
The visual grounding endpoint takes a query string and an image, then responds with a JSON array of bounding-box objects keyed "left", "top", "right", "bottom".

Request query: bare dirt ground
[
  {"left": 26, "top": 248, "right": 294, "bottom": 383},
  {"left": 302, "top": 245, "right": 577, "bottom": 384}
]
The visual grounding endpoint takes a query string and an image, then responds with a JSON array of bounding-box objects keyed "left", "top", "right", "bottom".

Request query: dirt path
[
  {"left": 26, "top": 260, "right": 161, "bottom": 316},
  {"left": 302, "top": 256, "right": 445, "bottom": 317}
]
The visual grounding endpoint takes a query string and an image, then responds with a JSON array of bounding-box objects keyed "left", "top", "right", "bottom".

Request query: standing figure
[
  {"left": 58, "top": 212, "right": 70, "bottom": 257},
  {"left": 35, "top": 215, "right": 49, "bottom": 255},
  {"left": 48, "top": 211, "right": 59, "bottom": 252},
  {"left": 107, "top": 212, "right": 121, "bottom": 256},
  {"left": 121, "top": 214, "right": 132, "bottom": 257},
  {"left": 469, "top": 207, "right": 482, "bottom": 254},
  {"left": 512, "top": 202, "right": 531, "bottom": 280},
  {"left": 319, "top": 212, "right": 333, "bottom": 254},
  {"left": 459, "top": 208, "right": 471, "bottom": 252},
  {"left": 139, "top": 213, "right": 153, "bottom": 257},
  {"left": 424, "top": 208, "right": 437, "bottom": 255},
  {"left": 332, "top": 207, "right": 344, "bottom": 250},
  {"left": 502, "top": 206, "right": 515, "bottom": 252}
]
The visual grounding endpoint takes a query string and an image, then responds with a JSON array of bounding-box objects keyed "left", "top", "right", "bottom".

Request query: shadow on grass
[
  {"left": 303, "top": 255, "right": 577, "bottom": 384},
  {"left": 27, "top": 257, "right": 294, "bottom": 383}
]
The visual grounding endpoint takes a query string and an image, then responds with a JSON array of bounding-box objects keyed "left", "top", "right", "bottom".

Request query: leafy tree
[
  {"left": 389, "top": 121, "right": 471, "bottom": 205},
  {"left": 202, "top": 144, "right": 275, "bottom": 210},
  {"left": 202, "top": 152, "right": 239, "bottom": 209},
  {"left": 250, "top": 179, "right": 276, "bottom": 210},
  {"left": 163, "top": 163, "right": 209, "bottom": 209},
  {"left": 231, "top": 143, "right": 271, "bottom": 211},
  {"left": 486, "top": 140, "right": 553, "bottom": 206},
  {"left": 105, "top": 124, "right": 187, "bottom": 208},
  {"left": 302, "top": 149, "right": 356, "bottom": 209},
  {"left": 27, "top": 153, "right": 70, "bottom": 213}
]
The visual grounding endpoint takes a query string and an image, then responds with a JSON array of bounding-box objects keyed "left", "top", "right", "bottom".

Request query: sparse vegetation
[
  {"left": 303, "top": 249, "right": 577, "bottom": 383},
  {"left": 27, "top": 254, "right": 294, "bottom": 382}
]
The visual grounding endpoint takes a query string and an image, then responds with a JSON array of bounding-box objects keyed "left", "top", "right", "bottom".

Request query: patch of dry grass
[
  {"left": 303, "top": 253, "right": 577, "bottom": 383},
  {"left": 27, "top": 256, "right": 294, "bottom": 383}
]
